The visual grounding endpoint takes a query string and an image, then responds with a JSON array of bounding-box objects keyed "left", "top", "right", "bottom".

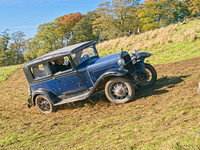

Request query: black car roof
[{"left": 24, "top": 41, "right": 95, "bottom": 67}]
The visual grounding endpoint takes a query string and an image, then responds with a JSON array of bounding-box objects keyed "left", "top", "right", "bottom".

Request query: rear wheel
[
  {"left": 137, "top": 63, "right": 157, "bottom": 88},
  {"left": 36, "top": 95, "right": 55, "bottom": 114},
  {"left": 105, "top": 77, "right": 135, "bottom": 104}
]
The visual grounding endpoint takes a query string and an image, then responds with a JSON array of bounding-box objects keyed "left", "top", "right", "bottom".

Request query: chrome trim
[{"left": 86, "top": 67, "right": 94, "bottom": 86}]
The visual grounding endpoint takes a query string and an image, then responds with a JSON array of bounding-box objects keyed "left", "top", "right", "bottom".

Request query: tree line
[{"left": 0, "top": 0, "right": 199, "bottom": 66}]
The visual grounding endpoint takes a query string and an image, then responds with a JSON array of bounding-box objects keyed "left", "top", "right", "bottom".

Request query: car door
[
  {"left": 52, "top": 56, "right": 93, "bottom": 96},
  {"left": 75, "top": 67, "right": 94, "bottom": 90},
  {"left": 54, "top": 70, "right": 81, "bottom": 95}
]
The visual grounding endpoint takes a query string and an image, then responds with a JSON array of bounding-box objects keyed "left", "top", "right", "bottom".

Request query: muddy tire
[
  {"left": 105, "top": 77, "right": 135, "bottom": 104},
  {"left": 137, "top": 63, "right": 157, "bottom": 88},
  {"left": 36, "top": 95, "right": 55, "bottom": 114}
]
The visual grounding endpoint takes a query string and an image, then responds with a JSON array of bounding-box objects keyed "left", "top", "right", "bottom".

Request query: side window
[
  {"left": 31, "top": 63, "right": 51, "bottom": 79},
  {"left": 49, "top": 56, "right": 72, "bottom": 74},
  {"left": 82, "top": 46, "right": 96, "bottom": 57}
]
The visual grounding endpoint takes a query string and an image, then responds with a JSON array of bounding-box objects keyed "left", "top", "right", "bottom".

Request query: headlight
[
  {"left": 132, "top": 50, "right": 138, "bottom": 56},
  {"left": 118, "top": 58, "right": 125, "bottom": 68}
]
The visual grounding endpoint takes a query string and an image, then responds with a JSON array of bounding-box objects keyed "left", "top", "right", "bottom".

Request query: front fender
[
  {"left": 138, "top": 52, "right": 151, "bottom": 62},
  {"left": 32, "top": 88, "right": 57, "bottom": 106},
  {"left": 99, "top": 68, "right": 129, "bottom": 78},
  {"left": 92, "top": 68, "right": 132, "bottom": 91}
]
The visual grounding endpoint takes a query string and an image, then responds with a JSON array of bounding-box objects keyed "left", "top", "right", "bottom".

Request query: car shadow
[
  {"left": 134, "top": 75, "right": 190, "bottom": 99},
  {"left": 56, "top": 75, "right": 190, "bottom": 112}
]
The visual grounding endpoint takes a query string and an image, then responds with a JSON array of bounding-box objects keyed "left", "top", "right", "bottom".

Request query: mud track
[{"left": 0, "top": 57, "right": 200, "bottom": 149}]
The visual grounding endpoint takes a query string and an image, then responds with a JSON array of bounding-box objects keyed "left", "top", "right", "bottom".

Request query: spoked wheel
[
  {"left": 137, "top": 63, "right": 157, "bottom": 88},
  {"left": 36, "top": 95, "right": 55, "bottom": 114},
  {"left": 105, "top": 77, "right": 135, "bottom": 104}
]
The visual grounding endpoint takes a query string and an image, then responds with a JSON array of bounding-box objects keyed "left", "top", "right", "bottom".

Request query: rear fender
[{"left": 32, "top": 88, "right": 57, "bottom": 106}]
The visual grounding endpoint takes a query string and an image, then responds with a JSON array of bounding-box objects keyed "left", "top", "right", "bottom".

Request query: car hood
[
  {"left": 94, "top": 53, "right": 120, "bottom": 64},
  {"left": 87, "top": 53, "right": 120, "bottom": 80}
]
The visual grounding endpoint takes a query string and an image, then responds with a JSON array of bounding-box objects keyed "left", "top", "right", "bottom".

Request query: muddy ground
[{"left": 0, "top": 57, "right": 200, "bottom": 149}]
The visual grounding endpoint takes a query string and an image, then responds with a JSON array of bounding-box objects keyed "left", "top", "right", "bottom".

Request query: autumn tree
[
  {"left": 93, "top": 0, "right": 141, "bottom": 41},
  {"left": 69, "top": 11, "right": 97, "bottom": 45},
  {"left": 185, "top": 0, "right": 200, "bottom": 18},
  {"left": 23, "top": 38, "right": 34, "bottom": 61},
  {"left": 138, "top": 0, "right": 191, "bottom": 32},
  {"left": 93, "top": 1, "right": 111, "bottom": 41},
  {"left": 0, "top": 29, "right": 10, "bottom": 66},
  {"left": 9, "top": 31, "right": 25, "bottom": 65},
  {"left": 29, "top": 21, "right": 65, "bottom": 57},
  {"left": 55, "top": 12, "right": 84, "bottom": 44},
  {"left": 111, "top": 0, "right": 141, "bottom": 35}
]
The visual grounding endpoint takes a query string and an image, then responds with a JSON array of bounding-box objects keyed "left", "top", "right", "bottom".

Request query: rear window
[{"left": 31, "top": 63, "right": 51, "bottom": 79}]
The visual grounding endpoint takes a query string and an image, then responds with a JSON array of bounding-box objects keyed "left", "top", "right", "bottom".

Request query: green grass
[
  {"left": 97, "top": 20, "right": 200, "bottom": 64},
  {"left": 98, "top": 40, "right": 200, "bottom": 65},
  {"left": 144, "top": 41, "right": 200, "bottom": 64},
  {"left": 0, "top": 65, "right": 21, "bottom": 83}
]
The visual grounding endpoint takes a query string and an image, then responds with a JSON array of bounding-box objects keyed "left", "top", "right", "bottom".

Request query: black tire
[
  {"left": 105, "top": 77, "right": 135, "bottom": 104},
  {"left": 137, "top": 63, "right": 157, "bottom": 88},
  {"left": 36, "top": 95, "right": 55, "bottom": 114}
]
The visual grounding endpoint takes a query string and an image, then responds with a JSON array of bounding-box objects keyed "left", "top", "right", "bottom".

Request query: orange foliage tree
[{"left": 55, "top": 12, "right": 84, "bottom": 43}]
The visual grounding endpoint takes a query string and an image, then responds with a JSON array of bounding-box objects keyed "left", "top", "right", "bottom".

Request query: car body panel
[{"left": 87, "top": 53, "right": 120, "bottom": 83}]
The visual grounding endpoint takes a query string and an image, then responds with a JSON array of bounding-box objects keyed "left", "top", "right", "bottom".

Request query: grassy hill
[
  {"left": 0, "top": 20, "right": 200, "bottom": 149},
  {"left": 97, "top": 19, "right": 200, "bottom": 64}
]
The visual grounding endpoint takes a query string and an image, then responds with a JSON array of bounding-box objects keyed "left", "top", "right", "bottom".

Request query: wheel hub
[
  {"left": 112, "top": 83, "right": 128, "bottom": 99},
  {"left": 38, "top": 98, "right": 50, "bottom": 111}
]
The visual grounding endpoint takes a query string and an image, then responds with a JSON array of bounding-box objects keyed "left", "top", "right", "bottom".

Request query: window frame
[
  {"left": 29, "top": 62, "right": 52, "bottom": 80},
  {"left": 29, "top": 54, "right": 76, "bottom": 82},
  {"left": 71, "top": 45, "right": 98, "bottom": 67}
]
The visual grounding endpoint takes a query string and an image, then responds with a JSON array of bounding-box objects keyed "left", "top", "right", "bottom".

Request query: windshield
[{"left": 71, "top": 45, "right": 98, "bottom": 66}]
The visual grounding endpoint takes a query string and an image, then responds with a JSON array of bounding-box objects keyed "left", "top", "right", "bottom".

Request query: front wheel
[
  {"left": 36, "top": 95, "right": 55, "bottom": 114},
  {"left": 105, "top": 77, "right": 135, "bottom": 104},
  {"left": 137, "top": 63, "right": 157, "bottom": 88}
]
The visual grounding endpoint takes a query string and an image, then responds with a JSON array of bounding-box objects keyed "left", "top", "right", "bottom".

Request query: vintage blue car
[{"left": 23, "top": 41, "right": 157, "bottom": 114}]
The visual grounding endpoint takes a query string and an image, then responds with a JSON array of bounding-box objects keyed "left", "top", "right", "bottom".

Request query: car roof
[{"left": 24, "top": 41, "right": 95, "bottom": 67}]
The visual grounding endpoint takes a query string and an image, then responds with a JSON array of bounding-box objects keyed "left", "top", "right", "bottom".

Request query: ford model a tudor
[{"left": 23, "top": 41, "right": 157, "bottom": 114}]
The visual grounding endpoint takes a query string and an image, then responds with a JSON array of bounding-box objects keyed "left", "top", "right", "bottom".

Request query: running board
[{"left": 54, "top": 89, "right": 91, "bottom": 106}]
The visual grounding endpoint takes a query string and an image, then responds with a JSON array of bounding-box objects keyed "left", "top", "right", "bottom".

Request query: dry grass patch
[{"left": 97, "top": 20, "right": 200, "bottom": 64}]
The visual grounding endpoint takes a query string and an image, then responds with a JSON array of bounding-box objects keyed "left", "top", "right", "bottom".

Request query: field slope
[
  {"left": 97, "top": 20, "right": 200, "bottom": 64},
  {"left": 0, "top": 56, "right": 200, "bottom": 149}
]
